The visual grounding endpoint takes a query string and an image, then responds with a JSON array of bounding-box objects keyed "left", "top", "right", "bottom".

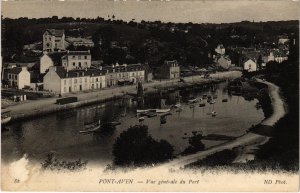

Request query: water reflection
[{"left": 2, "top": 82, "right": 265, "bottom": 163}]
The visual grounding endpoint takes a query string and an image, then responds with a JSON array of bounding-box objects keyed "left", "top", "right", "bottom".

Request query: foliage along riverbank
[{"left": 186, "top": 36, "right": 299, "bottom": 172}]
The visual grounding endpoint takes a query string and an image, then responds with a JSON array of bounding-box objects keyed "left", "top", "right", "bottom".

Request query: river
[{"left": 1, "top": 82, "right": 265, "bottom": 165}]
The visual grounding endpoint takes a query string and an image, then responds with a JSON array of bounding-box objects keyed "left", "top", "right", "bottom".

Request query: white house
[
  {"left": 104, "top": 63, "right": 145, "bottom": 86},
  {"left": 278, "top": 35, "right": 289, "bottom": 45},
  {"left": 243, "top": 59, "right": 257, "bottom": 72},
  {"left": 215, "top": 44, "right": 226, "bottom": 55},
  {"left": 43, "top": 29, "right": 66, "bottom": 52},
  {"left": 40, "top": 53, "right": 54, "bottom": 74},
  {"left": 217, "top": 55, "right": 232, "bottom": 69},
  {"left": 43, "top": 66, "right": 106, "bottom": 95},
  {"left": 61, "top": 50, "right": 91, "bottom": 71},
  {"left": 267, "top": 52, "right": 288, "bottom": 64},
  {"left": 4, "top": 67, "right": 31, "bottom": 89}
]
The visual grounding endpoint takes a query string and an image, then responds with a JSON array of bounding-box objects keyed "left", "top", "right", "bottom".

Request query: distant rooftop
[
  {"left": 52, "top": 66, "right": 106, "bottom": 79},
  {"left": 6, "top": 67, "right": 24, "bottom": 74},
  {"left": 45, "top": 29, "right": 65, "bottom": 37},
  {"left": 66, "top": 50, "right": 91, "bottom": 56}
]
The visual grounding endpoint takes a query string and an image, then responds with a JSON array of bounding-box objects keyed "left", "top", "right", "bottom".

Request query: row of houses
[
  {"left": 2, "top": 29, "right": 182, "bottom": 93},
  {"left": 214, "top": 44, "right": 289, "bottom": 72},
  {"left": 2, "top": 58, "right": 181, "bottom": 94},
  {"left": 43, "top": 63, "right": 146, "bottom": 94}
]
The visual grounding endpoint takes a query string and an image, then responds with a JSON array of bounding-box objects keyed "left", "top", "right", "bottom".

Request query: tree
[
  {"left": 112, "top": 125, "right": 174, "bottom": 166},
  {"left": 257, "top": 55, "right": 263, "bottom": 70},
  {"left": 182, "top": 132, "right": 205, "bottom": 155}
]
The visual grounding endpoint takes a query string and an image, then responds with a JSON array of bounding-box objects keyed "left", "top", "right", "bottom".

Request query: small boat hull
[
  {"left": 1, "top": 116, "right": 11, "bottom": 125},
  {"left": 80, "top": 125, "right": 101, "bottom": 133},
  {"left": 156, "top": 109, "right": 171, "bottom": 113},
  {"left": 199, "top": 103, "right": 206, "bottom": 107}
]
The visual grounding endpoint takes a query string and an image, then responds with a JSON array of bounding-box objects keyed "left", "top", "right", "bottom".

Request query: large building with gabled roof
[{"left": 43, "top": 29, "right": 66, "bottom": 52}]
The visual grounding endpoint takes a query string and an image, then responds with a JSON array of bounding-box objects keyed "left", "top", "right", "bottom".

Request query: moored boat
[
  {"left": 1, "top": 116, "right": 11, "bottom": 125},
  {"left": 188, "top": 98, "right": 198, "bottom": 103},
  {"left": 211, "top": 111, "right": 217, "bottom": 117},
  {"left": 209, "top": 100, "right": 216, "bottom": 104},
  {"left": 174, "top": 103, "right": 181, "bottom": 108},
  {"left": 1, "top": 110, "right": 11, "bottom": 125},
  {"left": 80, "top": 124, "right": 101, "bottom": 134},
  {"left": 156, "top": 109, "right": 171, "bottom": 113},
  {"left": 199, "top": 103, "right": 206, "bottom": 107}
]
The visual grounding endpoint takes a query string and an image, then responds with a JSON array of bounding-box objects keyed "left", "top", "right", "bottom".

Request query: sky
[{"left": 1, "top": 0, "right": 299, "bottom": 23}]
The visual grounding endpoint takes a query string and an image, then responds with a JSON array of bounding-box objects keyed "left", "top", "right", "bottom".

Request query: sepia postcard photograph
[{"left": 0, "top": 0, "right": 299, "bottom": 192}]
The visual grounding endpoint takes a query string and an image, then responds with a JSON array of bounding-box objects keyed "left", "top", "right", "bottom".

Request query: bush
[
  {"left": 112, "top": 125, "right": 174, "bottom": 166},
  {"left": 181, "top": 132, "right": 205, "bottom": 155}
]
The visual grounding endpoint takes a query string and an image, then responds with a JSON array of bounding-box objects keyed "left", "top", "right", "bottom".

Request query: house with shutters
[
  {"left": 103, "top": 63, "right": 145, "bottom": 87},
  {"left": 61, "top": 50, "right": 91, "bottom": 71},
  {"left": 156, "top": 60, "right": 180, "bottom": 79},
  {"left": 43, "top": 66, "right": 106, "bottom": 94},
  {"left": 43, "top": 29, "right": 66, "bottom": 52},
  {"left": 2, "top": 67, "right": 31, "bottom": 89}
]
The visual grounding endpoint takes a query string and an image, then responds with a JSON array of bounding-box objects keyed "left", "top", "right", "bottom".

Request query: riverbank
[
  {"left": 157, "top": 78, "right": 286, "bottom": 169},
  {"left": 2, "top": 71, "right": 241, "bottom": 123}
]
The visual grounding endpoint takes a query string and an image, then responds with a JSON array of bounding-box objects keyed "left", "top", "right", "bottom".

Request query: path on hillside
[{"left": 156, "top": 79, "right": 286, "bottom": 170}]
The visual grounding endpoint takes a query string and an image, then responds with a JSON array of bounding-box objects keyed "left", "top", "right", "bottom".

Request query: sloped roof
[
  {"left": 102, "top": 64, "right": 144, "bottom": 73},
  {"left": 164, "top": 60, "right": 178, "bottom": 67},
  {"left": 45, "top": 29, "right": 65, "bottom": 37},
  {"left": 66, "top": 51, "right": 91, "bottom": 56},
  {"left": 53, "top": 66, "right": 106, "bottom": 79},
  {"left": 6, "top": 67, "right": 23, "bottom": 75},
  {"left": 47, "top": 52, "right": 67, "bottom": 65}
]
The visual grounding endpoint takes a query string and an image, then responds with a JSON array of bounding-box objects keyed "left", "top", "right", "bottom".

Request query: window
[
  {"left": 64, "top": 87, "right": 66, "bottom": 92},
  {"left": 72, "top": 56, "right": 75, "bottom": 59},
  {"left": 79, "top": 62, "right": 81, "bottom": 67},
  {"left": 74, "top": 79, "right": 77, "bottom": 84},
  {"left": 79, "top": 78, "right": 82, "bottom": 83},
  {"left": 64, "top": 80, "right": 67, "bottom": 85},
  {"left": 84, "top": 56, "right": 87, "bottom": 59},
  {"left": 73, "top": 62, "right": 75, "bottom": 66},
  {"left": 14, "top": 75, "right": 17, "bottom": 80},
  {"left": 8, "top": 74, "right": 11, "bottom": 79},
  {"left": 85, "top": 77, "right": 87, "bottom": 82},
  {"left": 69, "top": 79, "right": 72, "bottom": 84},
  {"left": 78, "top": 56, "right": 81, "bottom": 59},
  {"left": 96, "top": 78, "right": 98, "bottom": 82}
]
